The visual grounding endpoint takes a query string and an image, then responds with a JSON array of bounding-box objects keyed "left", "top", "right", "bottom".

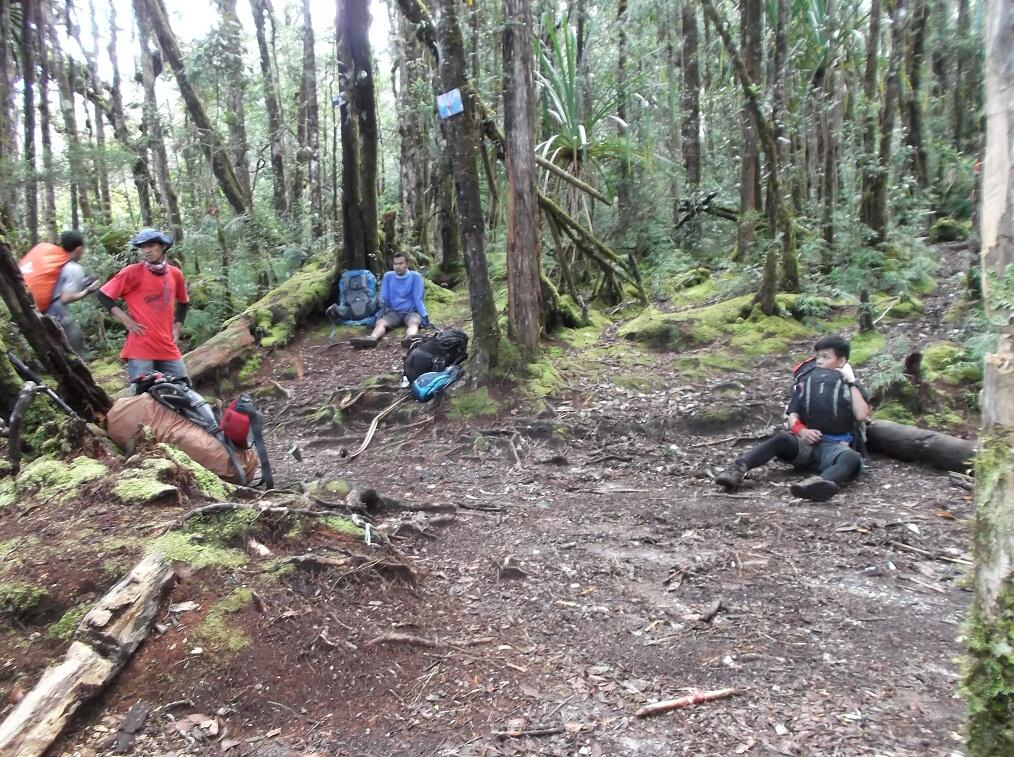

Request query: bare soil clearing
[{"left": 0, "top": 248, "right": 977, "bottom": 756}]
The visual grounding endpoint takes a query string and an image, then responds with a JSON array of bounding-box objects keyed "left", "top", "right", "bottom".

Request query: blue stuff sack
[{"left": 411, "top": 364, "right": 463, "bottom": 402}]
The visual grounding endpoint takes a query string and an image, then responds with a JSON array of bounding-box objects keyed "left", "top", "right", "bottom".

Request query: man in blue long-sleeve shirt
[{"left": 351, "top": 253, "right": 428, "bottom": 348}]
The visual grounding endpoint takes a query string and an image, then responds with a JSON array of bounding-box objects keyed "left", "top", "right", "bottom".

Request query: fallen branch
[
  {"left": 535, "top": 155, "right": 610, "bottom": 205},
  {"left": 887, "top": 540, "right": 972, "bottom": 566},
  {"left": 364, "top": 632, "right": 495, "bottom": 649},
  {"left": 0, "top": 555, "right": 174, "bottom": 756},
  {"left": 493, "top": 725, "right": 566, "bottom": 739},
  {"left": 341, "top": 395, "right": 410, "bottom": 459},
  {"left": 635, "top": 688, "right": 737, "bottom": 718}
]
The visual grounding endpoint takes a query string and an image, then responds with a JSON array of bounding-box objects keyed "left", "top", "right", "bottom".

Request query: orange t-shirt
[{"left": 100, "top": 263, "right": 189, "bottom": 360}]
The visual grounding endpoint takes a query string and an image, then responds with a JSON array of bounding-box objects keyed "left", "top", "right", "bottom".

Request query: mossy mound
[
  {"left": 156, "top": 444, "right": 234, "bottom": 501},
  {"left": 195, "top": 588, "right": 252, "bottom": 652},
  {"left": 449, "top": 387, "right": 501, "bottom": 419},
  {"left": 246, "top": 261, "right": 336, "bottom": 350},
  {"left": 425, "top": 280, "right": 469, "bottom": 325},
  {"left": 849, "top": 331, "right": 887, "bottom": 366},
  {"left": 5, "top": 456, "right": 108, "bottom": 506},
  {"left": 928, "top": 217, "right": 971, "bottom": 243},
  {"left": 47, "top": 602, "right": 90, "bottom": 639},
  {"left": 115, "top": 458, "right": 180, "bottom": 505},
  {"left": 0, "top": 581, "right": 48, "bottom": 619},
  {"left": 923, "top": 341, "right": 982, "bottom": 385},
  {"left": 881, "top": 295, "right": 925, "bottom": 320},
  {"left": 526, "top": 358, "right": 565, "bottom": 399},
  {"left": 146, "top": 531, "right": 248, "bottom": 571}
]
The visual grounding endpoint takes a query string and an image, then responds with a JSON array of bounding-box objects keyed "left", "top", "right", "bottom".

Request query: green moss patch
[
  {"left": 15, "top": 456, "right": 108, "bottom": 503},
  {"left": 850, "top": 331, "right": 887, "bottom": 366},
  {"left": 449, "top": 387, "right": 501, "bottom": 419},
  {"left": 425, "top": 280, "right": 469, "bottom": 325},
  {"left": 146, "top": 532, "right": 247, "bottom": 571},
  {"left": 318, "top": 514, "right": 366, "bottom": 539},
  {"left": 928, "top": 217, "right": 971, "bottom": 243},
  {"left": 238, "top": 355, "right": 263, "bottom": 384},
  {"left": 195, "top": 588, "right": 252, "bottom": 652},
  {"left": 47, "top": 602, "right": 90, "bottom": 640},
  {"left": 156, "top": 444, "right": 234, "bottom": 501},
  {"left": 0, "top": 581, "right": 48, "bottom": 619},
  {"left": 526, "top": 358, "right": 565, "bottom": 399},
  {"left": 115, "top": 458, "right": 180, "bottom": 505},
  {"left": 923, "top": 341, "right": 982, "bottom": 385},
  {"left": 873, "top": 400, "right": 918, "bottom": 426}
]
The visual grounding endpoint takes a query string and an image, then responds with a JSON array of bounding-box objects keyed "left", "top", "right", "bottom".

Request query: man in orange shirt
[{"left": 97, "top": 228, "right": 190, "bottom": 384}]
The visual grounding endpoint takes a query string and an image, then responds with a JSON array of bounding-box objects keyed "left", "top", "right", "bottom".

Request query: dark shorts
[
  {"left": 792, "top": 439, "right": 859, "bottom": 472},
  {"left": 379, "top": 311, "right": 421, "bottom": 329}
]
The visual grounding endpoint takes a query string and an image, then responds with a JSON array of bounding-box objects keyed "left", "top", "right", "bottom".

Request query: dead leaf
[{"left": 221, "top": 739, "right": 240, "bottom": 752}]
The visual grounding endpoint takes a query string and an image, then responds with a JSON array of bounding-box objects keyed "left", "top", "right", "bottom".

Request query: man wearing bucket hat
[{"left": 97, "top": 228, "right": 190, "bottom": 383}]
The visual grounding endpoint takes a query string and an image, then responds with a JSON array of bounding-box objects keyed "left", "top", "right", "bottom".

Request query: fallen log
[
  {"left": 866, "top": 419, "right": 976, "bottom": 473},
  {"left": 0, "top": 554, "right": 175, "bottom": 756}
]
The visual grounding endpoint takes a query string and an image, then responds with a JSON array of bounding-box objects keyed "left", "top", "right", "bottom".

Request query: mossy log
[
  {"left": 184, "top": 261, "right": 337, "bottom": 386},
  {"left": 0, "top": 555, "right": 174, "bottom": 756},
  {"left": 866, "top": 419, "right": 976, "bottom": 472}
]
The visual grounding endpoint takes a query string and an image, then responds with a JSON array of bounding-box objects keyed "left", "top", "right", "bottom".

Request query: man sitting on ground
[
  {"left": 714, "top": 335, "right": 870, "bottom": 502},
  {"left": 351, "top": 253, "right": 428, "bottom": 348}
]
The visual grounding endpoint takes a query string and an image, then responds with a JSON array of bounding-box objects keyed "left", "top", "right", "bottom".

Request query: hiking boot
[
  {"left": 715, "top": 460, "right": 748, "bottom": 489},
  {"left": 401, "top": 335, "right": 418, "bottom": 349},
  {"left": 790, "top": 476, "right": 840, "bottom": 502},
  {"left": 350, "top": 336, "right": 379, "bottom": 349}
]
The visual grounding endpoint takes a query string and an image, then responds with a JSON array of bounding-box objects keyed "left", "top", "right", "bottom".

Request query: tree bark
[
  {"left": 736, "top": 0, "right": 762, "bottom": 258},
  {"left": 0, "top": 240, "right": 112, "bottom": 420},
  {"left": 250, "top": 0, "right": 288, "bottom": 218},
  {"left": 337, "top": 0, "right": 380, "bottom": 269},
  {"left": 396, "top": 13, "right": 430, "bottom": 257},
  {"left": 85, "top": 0, "right": 112, "bottom": 222},
  {"left": 953, "top": 0, "right": 971, "bottom": 150},
  {"left": 302, "top": 0, "right": 323, "bottom": 238},
  {"left": 133, "top": 0, "right": 184, "bottom": 240},
  {"left": 36, "top": 7, "right": 57, "bottom": 242},
  {"left": 903, "top": 0, "right": 929, "bottom": 190},
  {"left": 615, "top": 0, "right": 630, "bottom": 245},
  {"left": 964, "top": 2, "right": 1014, "bottom": 750},
  {"left": 50, "top": 19, "right": 93, "bottom": 226},
  {"left": 868, "top": 0, "right": 906, "bottom": 243},
  {"left": 142, "top": 0, "right": 249, "bottom": 216},
  {"left": 503, "top": 0, "right": 542, "bottom": 359},
  {"left": 21, "top": 0, "right": 39, "bottom": 245},
  {"left": 215, "top": 0, "right": 253, "bottom": 206},
  {"left": 0, "top": 1, "right": 18, "bottom": 232},
  {"left": 681, "top": 4, "right": 701, "bottom": 190},
  {"left": 866, "top": 420, "right": 976, "bottom": 471},
  {"left": 859, "top": 0, "right": 887, "bottom": 240},
  {"left": 432, "top": 0, "right": 500, "bottom": 380}
]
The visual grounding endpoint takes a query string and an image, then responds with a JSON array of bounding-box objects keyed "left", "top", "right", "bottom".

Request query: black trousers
[{"left": 737, "top": 432, "right": 862, "bottom": 484}]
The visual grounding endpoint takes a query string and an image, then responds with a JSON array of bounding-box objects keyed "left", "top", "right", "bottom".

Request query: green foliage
[
  {"left": 0, "top": 581, "right": 48, "bottom": 619},
  {"left": 146, "top": 531, "right": 247, "bottom": 571},
  {"left": 928, "top": 217, "right": 971, "bottom": 243},
  {"left": 449, "top": 388, "right": 501, "bottom": 419},
  {"left": 195, "top": 588, "right": 253, "bottom": 652},
  {"left": 47, "top": 603, "right": 90, "bottom": 640}
]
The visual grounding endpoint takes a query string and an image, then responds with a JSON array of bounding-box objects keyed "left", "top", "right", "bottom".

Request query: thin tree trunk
[
  {"left": 250, "top": 0, "right": 287, "bottom": 217},
  {"left": 396, "top": 13, "right": 430, "bottom": 256},
  {"left": 963, "top": 1, "right": 1014, "bottom": 751},
  {"left": 108, "top": 3, "right": 153, "bottom": 227},
  {"left": 681, "top": 4, "right": 701, "bottom": 191},
  {"left": 22, "top": 0, "right": 39, "bottom": 245},
  {"left": 736, "top": 0, "right": 762, "bottom": 258},
  {"left": 37, "top": 9, "right": 57, "bottom": 242},
  {"left": 503, "top": 0, "right": 542, "bottom": 359},
  {"left": 50, "top": 21, "right": 93, "bottom": 226},
  {"left": 86, "top": 0, "right": 112, "bottom": 222},
  {"left": 133, "top": 0, "right": 184, "bottom": 239},
  {"left": 141, "top": 0, "right": 249, "bottom": 215},
  {"left": 337, "top": 0, "right": 379, "bottom": 269},
  {"left": 768, "top": 0, "right": 789, "bottom": 234},
  {"left": 903, "top": 0, "right": 929, "bottom": 189},
  {"left": 953, "top": 0, "right": 971, "bottom": 150},
  {"left": 215, "top": 0, "right": 253, "bottom": 206},
  {"left": 302, "top": 0, "right": 323, "bottom": 238},
  {"left": 615, "top": 0, "right": 630, "bottom": 245},
  {"left": 432, "top": 0, "right": 500, "bottom": 379},
  {"left": 859, "top": 0, "right": 883, "bottom": 234},
  {"left": 0, "top": 1, "right": 18, "bottom": 232}
]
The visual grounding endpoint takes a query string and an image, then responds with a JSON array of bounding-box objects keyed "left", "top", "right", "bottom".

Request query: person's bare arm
[
  {"left": 850, "top": 387, "right": 870, "bottom": 421},
  {"left": 788, "top": 412, "right": 822, "bottom": 444}
]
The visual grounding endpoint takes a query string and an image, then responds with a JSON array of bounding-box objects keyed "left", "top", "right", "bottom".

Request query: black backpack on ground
[
  {"left": 403, "top": 329, "right": 469, "bottom": 383},
  {"left": 790, "top": 361, "right": 857, "bottom": 437}
]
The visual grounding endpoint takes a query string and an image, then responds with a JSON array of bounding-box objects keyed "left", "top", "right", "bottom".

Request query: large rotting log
[
  {"left": 867, "top": 419, "right": 977, "bottom": 472},
  {"left": 0, "top": 554, "right": 175, "bottom": 756},
  {"left": 184, "top": 261, "right": 337, "bottom": 386}
]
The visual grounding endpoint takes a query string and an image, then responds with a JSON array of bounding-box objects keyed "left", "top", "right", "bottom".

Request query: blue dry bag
[{"left": 411, "top": 364, "right": 463, "bottom": 402}]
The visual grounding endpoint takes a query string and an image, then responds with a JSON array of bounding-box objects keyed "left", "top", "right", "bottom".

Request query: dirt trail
[{"left": 39, "top": 245, "right": 978, "bottom": 756}]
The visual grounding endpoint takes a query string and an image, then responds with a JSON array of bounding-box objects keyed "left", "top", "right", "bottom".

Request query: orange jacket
[{"left": 18, "top": 242, "right": 70, "bottom": 313}]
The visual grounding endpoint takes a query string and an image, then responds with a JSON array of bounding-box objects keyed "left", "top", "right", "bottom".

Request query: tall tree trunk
[
  {"left": 768, "top": 0, "right": 789, "bottom": 234},
  {"left": 903, "top": 0, "right": 929, "bottom": 189},
  {"left": 133, "top": 0, "right": 183, "bottom": 239},
  {"left": 615, "top": 0, "right": 630, "bottom": 246},
  {"left": 435, "top": 147, "right": 461, "bottom": 282},
  {"left": 302, "top": 0, "right": 323, "bottom": 239},
  {"left": 432, "top": 0, "right": 500, "bottom": 380},
  {"left": 49, "top": 22, "right": 93, "bottom": 226},
  {"left": 0, "top": 1, "right": 18, "bottom": 232},
  {"left": 503, "top": 0, "right": 541, "bottom": 359},
  {"left": 953, "top": 0, "right": 971, "bottom": 150},
  {"left": 86, "top": 0, "right": 112, "bottom": 222},
  {"left": 665, "top": 5, "right": 681, "bottom": 230},
  {"left": 864, "top": 0, "right": 906, "bottom": 244},
  {"left": 0, "top": 241, "right": 112, "bottom": 421},
  {"left": 396, "top": 13, "right": 430, "bottom": 257},
  {"left": 141, "top": 0, "right": 249, "bottom": 215},
  {"left": 337, "top": 0, "right": 379, "bottom": 269},
  {"left": 215, "top": 0, "right": 253, "bottom": 207},
  {"left": 859, "top": 0, "right": 883, "bottom": 234},
  {"left": 250, "top": 0, "right": 287, "bottom": 218},
  {"left": 963, "top": 2, "right": 1014, "bottom": 751},
  {"left": 107, "top": 3, "right": 153, "bottom": 227},
  {"left": 681, "top": 4, "right": 701, "bottom": 191},
  {"left": 22, "top": 0, "right": 39, "bottom": 245},
  {"left": 36, "top": 9, "right": 57, "bottom": 242},
  {"left": 736, "top": 0, "right": 762, "bottom": 258}
]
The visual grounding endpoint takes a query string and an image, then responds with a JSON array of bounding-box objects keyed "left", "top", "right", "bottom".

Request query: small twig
[
  {"left": 269, "top": 380, "right": 292, "bottom": 399},
  {"left": 887, "top": 540, "right": 972, "bottom": 566},
  {"left": 690, "top": 435, "right": 740, "bottom": 448},
  {"left": 493, "top": 725, "right": 566, "bottom": 739},
  {"left": 872, "top": 297, "right": 902, "bottom": 326},
  {"left": 901, "top": 574, "right": 947, "bottom": 594},
  {"left": 636, "top": 688, "right": 737, "bottom": 718}
]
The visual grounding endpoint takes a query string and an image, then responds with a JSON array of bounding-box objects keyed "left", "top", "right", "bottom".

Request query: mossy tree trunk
[{"left": 963, "top": 3, "right": 1014, "bottom": 752}]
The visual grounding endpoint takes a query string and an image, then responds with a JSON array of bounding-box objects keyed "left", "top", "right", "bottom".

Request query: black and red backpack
[{"left": 222, "top": 395, "right": 273, "bottom": 489}]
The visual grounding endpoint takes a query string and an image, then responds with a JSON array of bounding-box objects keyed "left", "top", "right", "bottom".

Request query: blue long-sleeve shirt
[{"left": 380, "top": 270, "right": 427, "bottom": 318}]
